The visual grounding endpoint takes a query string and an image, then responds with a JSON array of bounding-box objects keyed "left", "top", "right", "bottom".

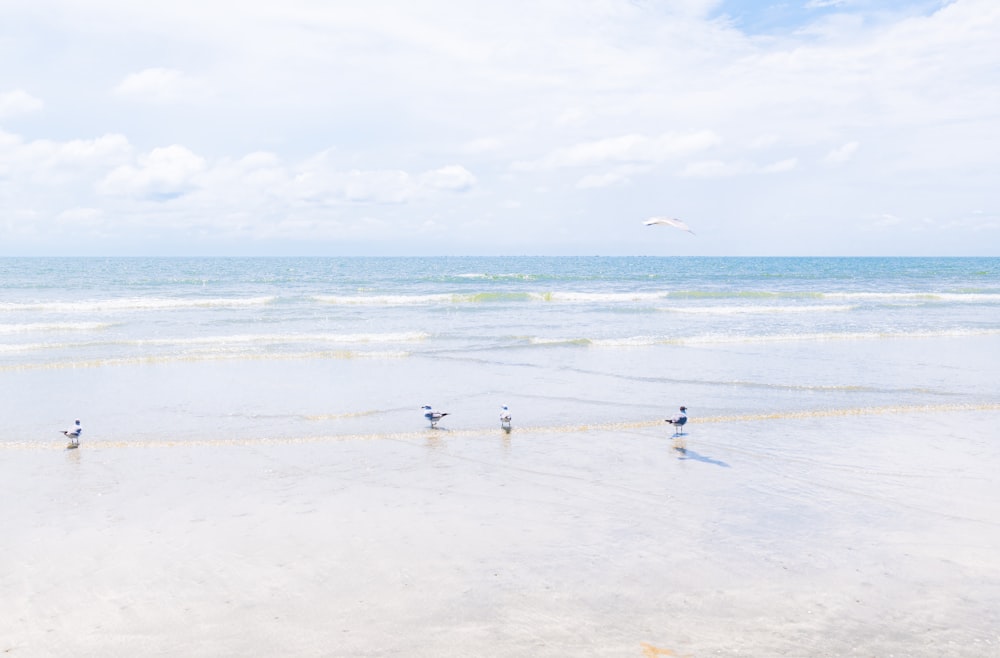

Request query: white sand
[{"left": 3, "top": 410, "right": 999, "bottom": 657}]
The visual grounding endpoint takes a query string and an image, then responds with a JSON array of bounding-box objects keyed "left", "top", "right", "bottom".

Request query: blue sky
[{"left": 1, "top": 0, "right": 997, "bottom": 256}]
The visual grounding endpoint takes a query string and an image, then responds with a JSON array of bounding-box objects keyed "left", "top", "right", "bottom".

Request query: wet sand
[{"left": 2, "top": 408, "right": 999, "bottom": 657}]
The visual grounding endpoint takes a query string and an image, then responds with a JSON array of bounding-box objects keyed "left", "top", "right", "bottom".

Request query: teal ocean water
[{"left": 2, "top": 257, "right": 998, "bottom": 444}]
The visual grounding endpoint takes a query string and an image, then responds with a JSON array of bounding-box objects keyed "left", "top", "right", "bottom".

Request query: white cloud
[
  {"left": 339, "top": 170, "right": 413, "bottom": 204},
  {"left": 824, "top": 141, "right": 859, "bottom": 165},
  {"left": 56, "top": 207, "right": 104, "bottom": 225},
  {"left": 680, "top": 156, "right": 798, "bottom": 178},
  {"left": 576, "top": 171, "right": 631, "bottom": 189},
  {"left": 0, "top": 89, "right": 44, "bottom": 118},
  {"left": 747, "top": 134, "right": 780, "bottom": 149},
  {"left": 679, "top": 160, "right": 740, "bottom": 178},
  {"left": 0, "top": 132, "right": 131, "bottom": 179},
  {"left": 419, "top": 165, "right": 476, "bottom": 192},
  {"left": 460, "top": 138, "right": 503, "bottom": 154},
  {"left": 514, "top": 130, "right": 722, "bottom": 171},
  {"left": 871, "top": 213, "right": 903, "bottom": 228},
  {"left": 113, "top": 68, "right": 206, "bottom": 103},
  {"left": 761, "top": 157, "right": 798, "bottom": 173},
  {"left": 99, "top": 145, "right": 206, "bottom": 199}
]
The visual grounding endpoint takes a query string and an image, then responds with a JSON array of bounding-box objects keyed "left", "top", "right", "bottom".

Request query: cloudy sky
[{"left": 1, "top": 0, "right": 997, "bottom": 256}]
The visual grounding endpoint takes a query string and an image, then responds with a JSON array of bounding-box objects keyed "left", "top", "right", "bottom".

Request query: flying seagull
[
  {"left": 643, "top": 217, "right": 695, "bottom": 235},
  {"left": 500, "top": 405, "right": 511, "bottom": 430},
  {"left": 62, "top": 419, "right": 82, "bottom": 448},
  {"left": 665, "top": 406, "right": 688, "bottom": 436},
  {"left": 422, "top": 405, "right": 449, "bottom": 428}
]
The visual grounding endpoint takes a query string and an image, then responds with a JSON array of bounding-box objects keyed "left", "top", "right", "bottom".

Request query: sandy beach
[{"left": 4, "top": 405, "right": 998, "bottom": 657}]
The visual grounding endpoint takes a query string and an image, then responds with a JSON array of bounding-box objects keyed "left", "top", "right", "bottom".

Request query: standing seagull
[
  {"left": 62, "top": 419, "right": 82, "bottom": 448},
  {"left": 500, "top": 405, "right": 512, "bottom": 431},
  {"left": 665, "top": 406, "right": 688, "bottom": 436},
  {"left": 422, "top": 405, "right": 449, "bottom": 428},
  {"left": 643, "top": 217, "right": 696, "bottom": 235}
]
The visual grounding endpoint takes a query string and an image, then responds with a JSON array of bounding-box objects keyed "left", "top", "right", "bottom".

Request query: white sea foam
[
  {"left": 821, "top": 292, "right": 1000, "bottom": 303},
  {"left": 131, "top": 332, "right": 429, "bottom": 347},
  {"left": 527, "top": 336, "right": 593, "bottom": 346},
  {"left": 0, "top": 349, "right": 411, "bottom": 371},
  {"left": 660, "top": 304, "right": 855, "bottom": 315},
  {"left": 0, "top": 322, "right": 113, "bottom": 333},
  {"left": 0, "top": 332, "right": 428, "bottom": 355},
  {"left": 314, "top": 290, "right": 671, "bottom": 305},
  {"left": 0, "top": 342, "right": 70, "bottom": 353},
  {"left": 589, "top": 336, "right": 660, "bottom": 347},
  {"left": 314, "top": 293, "right": 455, "bottom": 305},
  {"left": 525, "top": 327, "right": 1000, "bottom": 348},
  {"left": 529, "top": 291, "right": 669, "bottom": 303},
  {"left": 0, "top": 297, "right": 276, "bottom": 313},
  {"left": 453, "top": 272, "right": 535, "bottom": 281},
  {"left": 679, "top": 327, "right": 1000, "bottom": 345}
]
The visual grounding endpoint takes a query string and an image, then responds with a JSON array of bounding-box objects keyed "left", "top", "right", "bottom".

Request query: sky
[{"left": 1, "top": 0, "right": 998, "bottom": 256}]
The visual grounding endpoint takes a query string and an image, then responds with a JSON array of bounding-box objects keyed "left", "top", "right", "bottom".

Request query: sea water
[{"left": 1, "top": 256, "right": 998, "bottom": 445}]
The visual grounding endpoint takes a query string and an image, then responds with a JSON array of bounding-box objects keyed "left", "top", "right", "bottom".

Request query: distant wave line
[
  {"left": 668, "top": 291, "right": 1000, "bottom": 303},
  {"left": 0, "top": 296, "right": 276, "bottom": 313},
  {"left": 0, "top": 350, "right": 411, "bottom": 371},
  {"left": 822, "top": 292, "right": 1000, "bottom": 303},
  {"left": 452, "top": 273, "right": 538, "bottom": 281},
  {"left": 660, "top": 304, "right": 855, "bottom": 315},
  {"left": 129, "top": 331, "right": 427, "bottom": 347},
  {"left": 314, "top": 291, "right": 672, "bottom": 305},
  {"left": 526, "top": 328, "right": 1000, "bottom": 348},
  {"left": 0, "top": 322, "right": 114, "bottom": 334},
  {"left": 3, "top": 292, "right": 997, "bottom": 314},
  {"left": 310, "top": 290, "right": 1000, "bottom": 307},
  {"left": 0, "top": 332, "right": 428, "bottom": 354},
  {"left": 680, "top": 328, "right": 1000, "bottom": 345}
]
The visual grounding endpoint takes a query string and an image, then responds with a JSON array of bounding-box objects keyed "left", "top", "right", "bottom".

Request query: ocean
[
  {"left": 2, "top": 256, "right": 998, "bottom": 445},
  {"left": 3, "top": 256, "right": 1000, "bottom": 656}
]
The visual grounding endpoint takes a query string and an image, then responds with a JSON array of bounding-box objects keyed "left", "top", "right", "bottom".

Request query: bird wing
[{"left": 643, "top": 217, "right": 695, "bottom": 234}]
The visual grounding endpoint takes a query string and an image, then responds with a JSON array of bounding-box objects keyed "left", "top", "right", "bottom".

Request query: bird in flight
[{"left": 643, "top": 217, "right": 695, "bottom": 235}]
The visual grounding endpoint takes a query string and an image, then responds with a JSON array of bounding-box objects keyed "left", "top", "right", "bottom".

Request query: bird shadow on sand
[{"left": 672, "top": 441, "right": 730, "bottom": 468}]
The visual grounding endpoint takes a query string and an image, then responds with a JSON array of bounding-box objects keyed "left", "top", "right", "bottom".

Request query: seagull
[
  {"left": 665, "top": 406, "right": 688, "bottom": 435},
  {"left": 500, "top": 405, "right": 512, "bottom": 430},
  {"left": 422, "top": 405, "right": 449, "bottom": 428},
  {"left": 62, "top": 419, "right": 82, "bottom": 448},
  {"left": 643, "top": 217, "right": 696, "bottom": 235}
]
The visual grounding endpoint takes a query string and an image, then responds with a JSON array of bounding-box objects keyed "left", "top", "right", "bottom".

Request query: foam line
[{"left": 0, "top": 350, "right": 411, "bottom": 371}]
